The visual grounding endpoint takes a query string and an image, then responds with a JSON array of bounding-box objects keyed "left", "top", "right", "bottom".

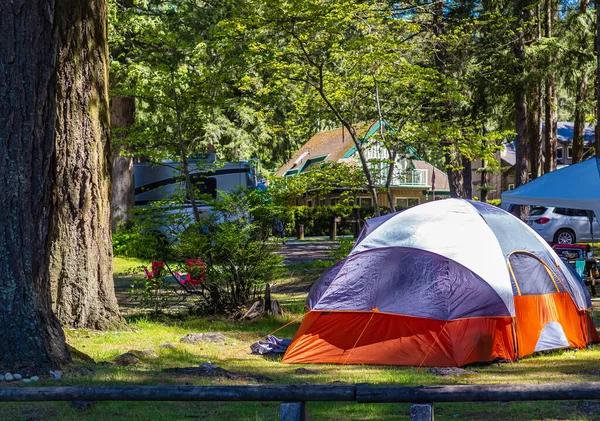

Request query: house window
[
  {"left": 330, "top": 197, "right": 340, "bottom": 205},
  {"left": 306, "top": 199, "right": 313, "bottom": 207},
  {"left": 508, "top": 184, "right": 515, "bottom": 190},
  {"left": 358, "top": 197, "right": 372, "bottom": 208},
  {"left": 396, "top": 197, "right": 420, "bottom": 210},
  {"left": 557, "top": 147, "right": 563, "bottom": 160},
  {"left": 567, "top": 146, "right": 573, "bottom": 159}
]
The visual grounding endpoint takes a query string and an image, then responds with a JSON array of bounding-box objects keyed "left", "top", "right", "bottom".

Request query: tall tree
[
  {"left": 528, "top": 5, "right": 543, "bottom": 180},
  {"left": 433, "top": 0, "right": 466, "bottom": 198},
  {"left": 0, "top": 0, "right": 71, "bottom": 372},
  {"left": 544, "top": 0, "right": 558, "bottom": 173},
  {"left": 514, "top": 0, "right": 530, "bottom": 220},
  {"left": 50, "top": 0, "right": 123, "bottom": 329},
  {"left": 571, "top": 0, "right": 593, "bottom": 164}
]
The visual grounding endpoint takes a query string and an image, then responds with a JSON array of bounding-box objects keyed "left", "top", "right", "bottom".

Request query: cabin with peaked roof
[{"left": 276, "top": 121, "right": 449, "bottom": 209}]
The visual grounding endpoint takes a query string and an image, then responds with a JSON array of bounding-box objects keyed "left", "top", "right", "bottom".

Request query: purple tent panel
[{"left": 309, "top": 247, "right": 510, "bottom": 321}]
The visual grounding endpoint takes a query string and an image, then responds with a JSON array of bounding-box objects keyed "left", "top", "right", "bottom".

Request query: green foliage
[
  {"left": 268, "top": 163, "right": 367, "bottom": 206},
  {"left": 112, "top": 228, "right": 170, "bottom": 260},
  {"left": 173, "top": 189, "right": 285, "bottom": 313},
  {"left": 129, "top": 269, "right": 185, "bottom": 314},
  {"left": 328, "top": 238, "right": 356, "bottom": 263},
  {"left": 278, "top": 205, "right": 384, "bottom": 237}
]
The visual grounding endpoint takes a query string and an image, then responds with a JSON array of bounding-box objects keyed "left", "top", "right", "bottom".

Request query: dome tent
[{"left": 282, "top": 199, "right": 599, "bottom": 367}]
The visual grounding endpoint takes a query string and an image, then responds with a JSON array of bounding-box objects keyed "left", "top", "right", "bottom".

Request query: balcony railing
[{"left": 390, "top": 168, "right": 428, "bottom": 187}]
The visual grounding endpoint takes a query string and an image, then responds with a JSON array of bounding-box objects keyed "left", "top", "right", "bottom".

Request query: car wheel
[{"left": 554, "top": 229, "right": 575, "bottom": 244}]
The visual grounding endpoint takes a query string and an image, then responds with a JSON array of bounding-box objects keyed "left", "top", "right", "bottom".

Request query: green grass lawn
[{"left": 4, "top": 257, "right": 600, "bottom": 420}]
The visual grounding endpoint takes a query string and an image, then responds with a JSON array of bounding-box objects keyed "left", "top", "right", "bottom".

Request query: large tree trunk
[
  {"left": 110, "top": 96, "right": 135, "bottom": 231},
  {"left": 0, "top": 0, "right": 71, "bottom": 373},
  {"left": 50, "top": 0, "right": 124, "bottom": 330},
  {"left": 544, "top": 0, "right": 558, "bottom": 172}
]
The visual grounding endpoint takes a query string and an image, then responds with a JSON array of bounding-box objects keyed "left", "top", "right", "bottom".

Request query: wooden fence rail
[{"left": 2, "top": 383, "right": 600, "bottom": 420}]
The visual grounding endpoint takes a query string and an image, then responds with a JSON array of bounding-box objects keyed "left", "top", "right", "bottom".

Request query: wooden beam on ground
[
  {"left": 356, "top": 383, "right": 600, "bottom": 403},
  {"left": 0, "top": 385, "right": 356, "bottom": 402}
]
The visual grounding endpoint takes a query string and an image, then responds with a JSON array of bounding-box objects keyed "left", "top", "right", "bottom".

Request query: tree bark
[
  {"left": 480, "top": 159, "right": 489, "bottom": 202},
  {"left": 445, "top": 147, "right": 466, "bottom": 198},
  {"left": 544, "top": 0, "right": 558, "bottom": 172},
  {"left": 462, "top": 157, "right": 473, "bottom": 199},
  {"left": 110, "top": 96, "right": 135, "bottom": 231},
  {"left": 0, "top": 0, "right": 71, "bottom": 373},
  {"left": 50, "top": 0, "right": 124, "bottom": 330},
  {"left": 573, "top": 76, "right": 588, "bottom": 164},
  {"left": 528, "top": 84, "right": 543, "bottom": 179}
]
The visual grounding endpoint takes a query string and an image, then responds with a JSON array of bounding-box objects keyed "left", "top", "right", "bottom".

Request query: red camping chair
[
  {"left": 143, "top": 261, "right": 165, "bottom": 285},
  {"left": 173, "top": 259, "right": 207, "bottom": 295}
]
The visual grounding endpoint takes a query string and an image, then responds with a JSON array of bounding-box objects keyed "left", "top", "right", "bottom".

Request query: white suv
[{"left": 523, "top": 206, "right": 600, "bottom": 244}]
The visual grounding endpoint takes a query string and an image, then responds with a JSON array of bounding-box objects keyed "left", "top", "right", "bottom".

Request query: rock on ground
[
  {"left": 180, "top": 332, "right": 227, "bottom": 344},
  {"left": 428, "top": 367, "right": 477, "bottom": 377},
  {"left": 112, "top": 353, "right": 140, "bottom": 366},
  {"left": 127, "top": 349, "right": 159, "bottom": 359},
  {"left": 295, "top": 368, "right": 322, "bottom": 375}
]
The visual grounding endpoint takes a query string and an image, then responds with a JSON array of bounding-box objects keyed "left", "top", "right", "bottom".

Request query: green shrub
[
  {"left": 328, "top": 237, "right": 356, "bottom": 262},
  {"left": 280, "top": 205, "right": 391, "bottom": 237},
  {"left": 173, "top": 189, "right": 284, "bottom": 314},
  {"left": 112, "top": 228, "right": 170, "bottom": 260}
]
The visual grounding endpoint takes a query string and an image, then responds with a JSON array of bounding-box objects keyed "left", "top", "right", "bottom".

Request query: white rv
[{"left": 134, "top": 153, "right": 257, "bottom": 225}]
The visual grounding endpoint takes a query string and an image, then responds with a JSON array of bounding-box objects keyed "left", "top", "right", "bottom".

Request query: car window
[
  {"left": 553, "top": 208, "right": 588, "bottom": 217},
  {"left": 529, "top": 206, "right": 547, "bottom": 216}
]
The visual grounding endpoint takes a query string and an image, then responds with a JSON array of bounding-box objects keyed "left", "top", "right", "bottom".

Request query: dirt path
[{"left": 278, "top": 240, "right": 338, "bottom": 264}]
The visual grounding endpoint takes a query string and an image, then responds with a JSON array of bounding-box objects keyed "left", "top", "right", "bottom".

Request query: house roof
[
  {"left": 276, "top": 122, "right": 450, "bottom": 191},
  {"left": 412, "top": 160, "right": 450, "bottom": 191},
  {"left": 542, "top": 122, "right": 595, "bottom": 143},
  {"left": 276, "top": 124, "right": 370, "bottom": 177}
]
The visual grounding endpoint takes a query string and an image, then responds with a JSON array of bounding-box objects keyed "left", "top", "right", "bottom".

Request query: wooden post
[
  {"left": 410, "top": 403, "right": 434, "bottom": 421},
  {"left": 280, "top": 402, "right": 307, "bottom": 421},
  {"left": 297, "top": 224, "right": 304, "bottom": 240},
  {"left": 329, "top": 217, "right": 338, "bottom": 240},
  {"left": 352, "top": 208, "right": 361, "bottom": 238}
]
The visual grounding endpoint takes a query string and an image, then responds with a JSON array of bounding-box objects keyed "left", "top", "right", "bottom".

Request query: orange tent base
[
  {"left": 282, "top": 311, "right": 515, "bottom": 367},
  {"left": 283, "top": 293, "right": 600, "bottom": 367}
]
